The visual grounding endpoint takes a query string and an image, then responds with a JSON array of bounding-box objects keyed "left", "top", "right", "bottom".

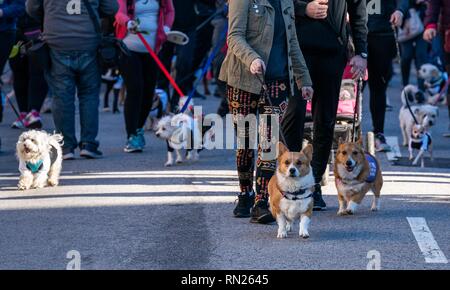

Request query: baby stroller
[{"left": 304, "top": 64, "right": 375, "bottom": 185}]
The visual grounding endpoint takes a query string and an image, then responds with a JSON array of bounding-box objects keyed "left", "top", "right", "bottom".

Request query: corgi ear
[
  {"left": 302, "top": 144, "right": 313, "bottom": 160},
  {"left": 277, "top": 142, "right": 288, "bottom": 157}
]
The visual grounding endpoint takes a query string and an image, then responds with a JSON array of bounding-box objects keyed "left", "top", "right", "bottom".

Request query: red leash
[{"left": 136, "top": 32, "right": 185, "bottom": 97}]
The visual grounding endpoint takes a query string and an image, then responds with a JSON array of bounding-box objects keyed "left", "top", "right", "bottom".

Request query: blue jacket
[{"left": 0, "top": 0, "right": 25, "bottom": 32}]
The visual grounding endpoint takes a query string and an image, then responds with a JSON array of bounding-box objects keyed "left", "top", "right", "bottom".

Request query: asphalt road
[{"left": 0, "top": 68, "right": 449, "bottom": 270}]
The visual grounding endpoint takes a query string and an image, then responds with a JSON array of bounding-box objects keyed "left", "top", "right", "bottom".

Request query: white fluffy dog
[
  {"left": 155, "top": 113, "right": 202, "bottom": 167},
  {"left": 418, "top": 64, "right": 448, "bottom": 105},
  {"left": 16, "top": 130, "right": 63, "bottom": 190},
  {"left": 399, "top": 85, "right": 439, "bottom": 147}
]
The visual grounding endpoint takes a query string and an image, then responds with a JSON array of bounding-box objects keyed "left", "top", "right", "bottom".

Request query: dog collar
[
  {"left": 26, "top": 160, "right": 44, "bottom": 174},
  {"left": 281, "top": 187, "right": 314, "bottom": 201}
]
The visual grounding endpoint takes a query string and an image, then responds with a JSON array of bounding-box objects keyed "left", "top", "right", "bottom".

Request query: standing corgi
[{"left": 334, "top": 139, "right": 383, "bottom": 216}]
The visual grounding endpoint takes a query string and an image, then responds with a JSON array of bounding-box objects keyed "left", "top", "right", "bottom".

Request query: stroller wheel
[{"left": 366, "top": 132, "right": 376, "bottom": 155}]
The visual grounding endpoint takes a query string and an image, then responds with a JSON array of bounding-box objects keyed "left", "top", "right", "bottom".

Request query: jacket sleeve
[
  {"left": 99, "top": 0, "right": 119, "bottom": 18},
  {"left": 2, "top": 0, "right": 25, "bottom": 19},
  {"left": 115, "top": 0, "right": 130, "bottom": 26},
  {"left": 163, "top": 0, "right": 175, "bottom": 28},
  {"left": 294, "top": 0, "right": 308, "bottom": 18},
  {"left": 25, "top": 0, "right": 43, "bottom": 23},
  {"left": 424, "top": 0, "right": 441, "bottom": 29},
  {"left": 289, "top": 23, "right": 312, "bottom": 88},
  {"left": 347, "top": 0, "right": 368, "bottom": 56},
  {"left": 227, "top": 0, "right": 261, "bottom": 70}
]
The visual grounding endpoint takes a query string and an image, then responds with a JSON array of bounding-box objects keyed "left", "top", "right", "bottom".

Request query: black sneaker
[
  {"left": 313, "top": 184, "right": 327, "bottom": 211},
  {"left": 250, "top": 199, "right": 275, "bottom": 224},
  {"left": 63, "top": 148, "right": 75, "bottom": 161},
  {"left": 80, "top": 147, "right": 103, "bottom": 159},
  {"left": 233, "top": 192, "right": 255, "bottom": 218}
]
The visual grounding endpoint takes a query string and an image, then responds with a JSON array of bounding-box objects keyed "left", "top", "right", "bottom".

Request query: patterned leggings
[{"left": 227, "top": 80, "right": 290, "bottom": 201}]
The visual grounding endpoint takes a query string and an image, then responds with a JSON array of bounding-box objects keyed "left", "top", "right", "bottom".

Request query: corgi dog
[
  {"left": 269, "top": 143, "right": 315, "bottom": 239},
  {"left": 334, "top": 139, "right": 383, "bottom": 216}
]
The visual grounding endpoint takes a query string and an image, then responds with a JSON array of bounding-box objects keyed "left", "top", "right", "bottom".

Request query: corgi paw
[
  {"left": 277, "top": 231, "right": 288, "bottom": 239},
  {"left": 299, "top": 231, "right": 310, "bottom": 239},
  {"left": 165, "top": 161, "right": 174, "bottom": 167},
  {"left": 337, "top": 209, "right": 348, "bottom": 216}
]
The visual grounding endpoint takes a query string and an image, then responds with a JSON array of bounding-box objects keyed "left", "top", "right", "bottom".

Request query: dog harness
[
  {"left": 411, "top": 133, "right": 432, "bottom": 151},
  {"left": 281, "top": 187, "right": 314, "bottom": 201},
  {"left": 365, "top": 154, "right": 378, "bottom": 183},
  {"left": 26, "top": 145, "right": 58, "bottom": 174}
]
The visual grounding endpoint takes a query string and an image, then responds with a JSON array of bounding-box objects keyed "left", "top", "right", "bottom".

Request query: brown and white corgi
[
  {"left": 269, "top": 143, "right": 315, "bottom": 239},
  {"left": 334, "top": 139, "right": 383, "bottom": 216}
]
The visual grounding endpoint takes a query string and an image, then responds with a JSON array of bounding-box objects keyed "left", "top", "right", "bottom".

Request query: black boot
[
  {"left": 313, "top": 184, "right": 327, "bottom": 211},
  {"left": 250, "top": 199, "right": 275, "bottom": 224},
  {"left": 233, "top": 192, "right": 255, "bottom": 218}
]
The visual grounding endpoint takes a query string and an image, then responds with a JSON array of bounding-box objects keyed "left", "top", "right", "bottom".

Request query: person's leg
[
  {"left": 445, "top": 52, "right": 450, "bottom": 133},
  {"left": 400, "top": 39, "right": 414, "bottom": 87},
  {"left": 76, "top": 51, "right": 101, "bottom": 153},
  {"left": 27, "top": 55, "right": 49, "bottom": 112},
  {"left": 414, "top": 35, "right": 430, "bottom": 90},
  {"left": 103, "top": 82, "right": 112, "bottom": 109},
  {"left": 156, "top": 41, "right": 175, "bottom": 92},
  {"left": 9, "top": 55, "right": 29, "bottom": 113},
  {"left": 137, "top": 53, "right": 157, "bottom": 129},
  {"left": 0, "top": 31, "right": 15, "bottom": 78},
  {"left": 46, "top": 49, "right": 78, "bottom": 154},
  {"left": 120, "top": 51, "right": 144, "bottom": 138},
  {"left": 282, "top": 85, "right": 307, "bottom": 152},
  {"left": 308, "top": 51, "right": 347, "bottom": 184}
]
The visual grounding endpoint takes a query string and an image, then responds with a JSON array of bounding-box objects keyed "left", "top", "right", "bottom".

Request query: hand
[
  {"left": 127, "top": 20, "right": 139, "bottom": 34},
  {"left": 306, "top": 0, "right": 328, "bottom": 20},
  {"left": 250, "top": 58, "right": 266, "bottom": 75},
  {"left": 301, "top": 87, "right": 314, "bottom": 101},
  {"left": 390, "top": 10, "right": 404, "bottom": 27},
  {"left": 423, "top": 28, "right": 437, "bottom": 42},
  {"left": 349, "top": 55, "right": 367, "bottom": 80}
]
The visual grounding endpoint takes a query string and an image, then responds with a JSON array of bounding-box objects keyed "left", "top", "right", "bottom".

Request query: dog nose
[
  {"left": 289, "top": 168, "right": 296, "bottom": 174},
  {"left": 156, "top": 133, "right": 160, "bottom": 137},
  {"left": 429, "top": 121, "right": 433, "bottom": 126},
  {"left": 346, "top": 160, "right": 352, "bottom": 166}
]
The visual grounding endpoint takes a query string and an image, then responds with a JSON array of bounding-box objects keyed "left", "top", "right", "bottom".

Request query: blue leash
[{"left": 180, "top": 24, "right": 228, "bottom": 113}]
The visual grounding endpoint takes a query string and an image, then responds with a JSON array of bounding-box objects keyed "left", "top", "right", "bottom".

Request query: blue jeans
[
  {"left": 400, "top": 34, "right": 430, "bottom": 90},
  {"left": 46, "top": 49, "right": 100, "bottom": 152}
]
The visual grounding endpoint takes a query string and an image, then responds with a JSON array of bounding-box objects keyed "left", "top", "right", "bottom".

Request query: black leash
[
  {"left": 351, "top": 78, "right": 362, "bottom": 142},
  {"left": 403, "top": 88, "right": 420, "bottom": 125},
  {"left": 255, "top": 72, "right": 288, "bottom": 146}
]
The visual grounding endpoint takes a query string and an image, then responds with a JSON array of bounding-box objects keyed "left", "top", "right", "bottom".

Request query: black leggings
[
  {"left": 9, "top": 54, "right": 48, "bottom": 112},
  {"left": 367, "top": 33, "right": 397, "bottom": 134},
  {"left": 120, "top": 51, "right": 158, "bottom": 137},
  {"left": 301, "top": 49, "right": 347, "bottom": 184}
]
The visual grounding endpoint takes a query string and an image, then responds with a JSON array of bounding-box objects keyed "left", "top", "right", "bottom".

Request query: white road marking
[
  {"left": 385, "top": 136, "right": 402, "bottom": 161},
  {"left": 407, "top": 217, "right": 448, "bottom": 264}
]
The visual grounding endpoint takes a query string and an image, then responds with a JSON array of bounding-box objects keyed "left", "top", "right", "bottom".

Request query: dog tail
[
  {"left": 49, "top": 132, "right": 64, "bottom": 146},
  {"left": 401, "top": 85, "right": 417, "bottom": 107}
]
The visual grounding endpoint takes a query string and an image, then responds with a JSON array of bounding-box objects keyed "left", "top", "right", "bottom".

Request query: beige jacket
[{"left": 219, "top": 0, "right": 312, "bottom": 95}]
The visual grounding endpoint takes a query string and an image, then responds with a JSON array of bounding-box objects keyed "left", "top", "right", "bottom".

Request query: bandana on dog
[{"left": 26, "top": 160, "right": 44, "bottom": 174}]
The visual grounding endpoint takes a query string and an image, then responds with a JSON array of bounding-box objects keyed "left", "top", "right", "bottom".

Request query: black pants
[
  {"left": 120, "top": 51, "right": 158, "bottom": 138},
  {"left": 445, "top": 52, "right": 450, "bottom": 119},
  {"left": 0, "top": 31, "right": 15, "bottom": 78},
  {"left": 157, "top": 29, "right": 197, "bottom": 111},
  {"left": 300, "top": 49, "right": 347, "bottom": 184},
  {"left": 368, "top": 34, "right": 397, "bottom": 134},
  {"left": 192, "top": 15, "right": 214, "bottom": 78},
  {"left": 9, "top": 54, "right": 48, "bottom": 112}
]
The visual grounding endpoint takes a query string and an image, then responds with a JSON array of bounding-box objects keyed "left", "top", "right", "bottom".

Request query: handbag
[
  {"left": 82, "top": 0, "right": 129, "bottom": 69},
  {"left": 397, "top": 8, "right": 424, "bottom": 43}
]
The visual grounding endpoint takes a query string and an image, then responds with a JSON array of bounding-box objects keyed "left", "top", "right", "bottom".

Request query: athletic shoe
[
  {"left": 250, "top": 199, "right": 275, "bottom": 224},
  {"left": 80, "top": 147, "right": 103, "bottom": 159},
  {"left": 63, "top": 149, "right": 75, "bottom": 161},
  {"left": 375, "top": 133, "right": 391, "bottom": 152},
  {"left": 233, "top": 191, "right": 255, "bottom": 218},
  {"left": 25, "top": 110, "right": 42, "bottom": 129},
  {"left": 124, "top": 135, "right": 143, "bottom": 153},
  {"left": 136, "top": 128, "right": 146, "bottom": 147},
  {"left": 443, "top": 124, "right": 450, "bottom": 138},
  {"left": 11, "top": 112, "right": 28, "bottom": 129},
  {"left": 102, "top": 107, "right": 111, "bottom": 112},
  {"left": 313, "top": 184, "right": 327, "bottom": 211}
]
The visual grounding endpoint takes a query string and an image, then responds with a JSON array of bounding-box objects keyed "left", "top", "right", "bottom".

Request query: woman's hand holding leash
[
  {"left": 250, "top": 58, "right": 266, "bottom": 75},
  {"left": 350, "top": 55, "right": 367, "bottom": 80}
]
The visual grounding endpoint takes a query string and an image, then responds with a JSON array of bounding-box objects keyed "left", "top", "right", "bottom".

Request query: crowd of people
[{"left": 1, "top": 0, "right": 450, "bottom": 223}]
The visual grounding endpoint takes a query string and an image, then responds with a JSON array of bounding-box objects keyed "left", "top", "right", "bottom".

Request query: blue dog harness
[
  {"left": 365, "top": 154, "right": 378, "bottom": 183},
  {"left": 25, "top": 145, "right": 58, "bottom": 174}
]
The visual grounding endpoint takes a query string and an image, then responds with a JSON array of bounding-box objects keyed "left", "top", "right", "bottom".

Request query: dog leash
[
  {"left": 255, "top": 72, "right": 288, "bottom": 146},
  {"left": 351, "top": 78, "right": 363, "bottom": 143},
  {"left": 403, "top": 88, "right": 420, "bottom": 125}
]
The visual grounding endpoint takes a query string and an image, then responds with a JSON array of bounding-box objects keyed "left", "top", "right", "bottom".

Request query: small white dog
[
  {"left": 155, "top": 113, "right": 203, "bottom": 167},
  {"left": 16, "top": 130, "right": 63, "bottom": 190},
  {"left": 418, "top": 64, "right": 448, "bottom": 105},
  {"left": 400, "top": 85, "right": 439, "bottom": 147}
]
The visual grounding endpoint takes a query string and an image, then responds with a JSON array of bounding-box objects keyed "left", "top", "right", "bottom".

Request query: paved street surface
[{"left": 0, "top": 69, "right": 449, "bottom": 270}]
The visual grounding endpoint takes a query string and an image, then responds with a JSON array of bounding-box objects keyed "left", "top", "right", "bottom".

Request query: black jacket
[
  {"left": 367, "top": 0, "right": 409, "bottom": 34},
  {"left": 294, "top": 0, "right": 367, "bottom": 56}
]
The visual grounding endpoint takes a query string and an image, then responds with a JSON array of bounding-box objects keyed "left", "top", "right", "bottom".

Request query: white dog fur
[{"left": 16, "top": 130, "right": 63, "bottom": 190}]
